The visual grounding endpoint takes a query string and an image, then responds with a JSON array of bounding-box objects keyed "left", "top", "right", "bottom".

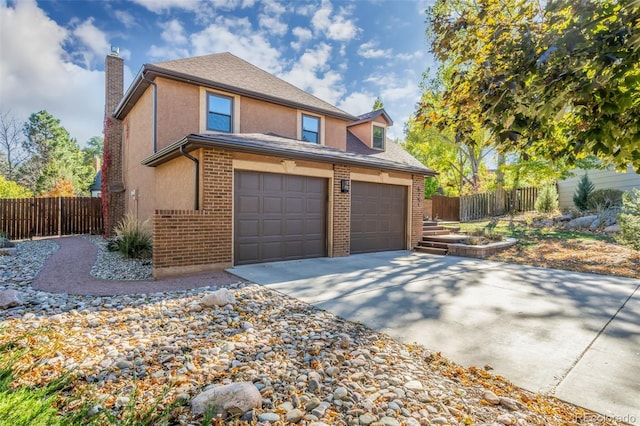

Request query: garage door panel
[
  {"left": 235, "top": 171, "right": 327, "bottom": 265},
  {"left": 350, "top": 181, "right": 407, "bottom": 254}
]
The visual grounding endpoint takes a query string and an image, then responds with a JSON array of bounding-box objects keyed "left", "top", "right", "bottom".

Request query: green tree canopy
[
  {"left": 372, "top": 96, "right": 384, "bottom": 111},
  {"left": 0, "top": 175, "right": 32, "bottom": 198},
  {"left": 20, "top": 111, "right": 93, "bottom": 195},
  {"left": 423, "top": 0, "right": 640, "bottom": 172}
]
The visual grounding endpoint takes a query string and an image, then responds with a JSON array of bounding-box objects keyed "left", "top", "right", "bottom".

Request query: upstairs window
[
  {"left": 373, "top": 125, "right": 385, "bottom": 149},
  {"left": 207, "top": 93, "right": 233, "bottom": 132},
  {"left": 302, "top": 114, "right": 320, "bottom": 143}
]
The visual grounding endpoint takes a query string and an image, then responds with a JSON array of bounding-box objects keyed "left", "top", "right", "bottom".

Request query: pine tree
[
  {"left": 573, "top": 173, "right": 594, "bottom": 211},
  {"left": 535, "top": 185, "right": 559, "bottom": 213}
]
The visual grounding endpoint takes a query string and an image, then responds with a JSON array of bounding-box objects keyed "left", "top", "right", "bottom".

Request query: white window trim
[
  {"left": 372, "top": 124, "right": 386, "bottom": 150},
  {"left": 297, "top": 111, "right": 325, "bottom": 145},
  {"left": 199, "top": 87, "right": 240, "bottom": 133}
]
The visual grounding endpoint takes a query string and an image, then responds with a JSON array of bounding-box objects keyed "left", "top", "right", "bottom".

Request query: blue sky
[{"left": 0, "top": 0, "right": 436, "bottom": 146}]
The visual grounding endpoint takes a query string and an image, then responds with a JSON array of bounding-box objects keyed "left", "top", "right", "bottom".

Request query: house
[
  {"left": 557, "top": 166, "right": 640, "bottom": 209},
  {"left": 103, "top": 51, "right": 436, "bottom": 278},
  {"left": 89, "top": 170, "right": 101, "bottom": 198}
]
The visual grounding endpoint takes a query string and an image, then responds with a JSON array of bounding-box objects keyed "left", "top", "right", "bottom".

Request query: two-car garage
[{"left": 234, "top": 171, "right": 408, "bottom": 265}]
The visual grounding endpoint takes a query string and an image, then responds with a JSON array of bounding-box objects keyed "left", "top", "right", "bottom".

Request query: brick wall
[
  {"left": 153, "top": 210, "right": 232, "bottom": 277},
  {"left": 411, "top": 175, "right": 426, "bottom": 248},
  {"left": 152, "top": 148, "right": 233, "bottom": 277},
  {"left": 332, "top": 164, "right": 351, "bottom": 257},
  {"left": 103, "top": 54, "right": 125, "bottom": 235}
]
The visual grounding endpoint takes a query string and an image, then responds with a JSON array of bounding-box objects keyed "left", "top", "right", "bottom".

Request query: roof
[
  {"left": 89, "top": 170, "right": 101, "bottom": 191},
  {"left": 142, "top": 132, "right": 436, "bottom": 176},
  {"left": 347, "top": 109, "right": 394, "bottom": 127},
  {"left": 114, "top": 52, "right": 357, "bottom": 121},
  {"left": 346, "top": 131, "right": 429, "bottom": 170}
]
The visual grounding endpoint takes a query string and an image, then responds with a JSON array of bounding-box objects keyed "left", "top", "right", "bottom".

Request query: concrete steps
[{"left": 415, "top": 220, "right": 465, "bottom": 256}]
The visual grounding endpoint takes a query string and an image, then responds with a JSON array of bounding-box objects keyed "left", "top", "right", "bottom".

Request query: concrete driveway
[{"left": 229, "top": 251, "right": 640, "bottom": 424}]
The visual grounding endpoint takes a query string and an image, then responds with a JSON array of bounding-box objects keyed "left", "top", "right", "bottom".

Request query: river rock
[
  {"left": 201, "top": 288, "right": 236, "bottom": 307},
  {"left": 0, "top": 289, "right": 23, "bottom": 309},
  {"left": 191, "top": 382, "right": 261, "bottom": 416}
]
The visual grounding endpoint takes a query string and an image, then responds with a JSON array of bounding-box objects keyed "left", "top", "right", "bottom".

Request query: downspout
[
  {"left": 141, "top": 75, "right": 157, "bottom": 153},
  {"left": 179, "top": 144, "right": 200, "bottom": 210}
]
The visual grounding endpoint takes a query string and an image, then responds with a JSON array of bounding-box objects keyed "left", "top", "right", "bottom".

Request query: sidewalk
[{"left": 32, "top": 236, "right": 239, "bottom": 295}]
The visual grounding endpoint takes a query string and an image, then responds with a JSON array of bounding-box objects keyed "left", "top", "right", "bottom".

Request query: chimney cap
[{"left": 110, "top": 46, "right": 120, "bottom": 56}]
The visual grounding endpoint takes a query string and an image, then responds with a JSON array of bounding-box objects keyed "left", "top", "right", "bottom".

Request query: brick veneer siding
[
  {"left": 103, "top": 54, "right": 125, "bottom": 235},
  {"left": 152, "top": 148, "right": 233, "bottom": 277},
  {"left": 332, "top": 164, "right": 351, "bottom": 257},
  {"left": 411, "top": 175, "right": 426, "bottom": 249}
]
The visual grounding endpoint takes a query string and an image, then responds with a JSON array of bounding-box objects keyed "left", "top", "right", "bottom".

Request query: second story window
[
  {"left": 373, "top": 125, "right": 385, "bottom": 149},
  {"left": 208, "top": 93, "right": 233, "bottom": 132},
  {"left": 302, "top": 114, "right": 320, "bottom": 143}
]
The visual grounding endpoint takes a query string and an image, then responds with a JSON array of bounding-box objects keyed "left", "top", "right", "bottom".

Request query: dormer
[{"left": 346, "top": 109, "right": 393, "bottom": 151}]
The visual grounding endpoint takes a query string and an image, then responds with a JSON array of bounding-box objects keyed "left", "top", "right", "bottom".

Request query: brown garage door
[
  {"left": 350, "top": 181, "right": 407, "bottom": 254},
  {"left": 234, "top": 171, "right": 327, "bottom": 265}
]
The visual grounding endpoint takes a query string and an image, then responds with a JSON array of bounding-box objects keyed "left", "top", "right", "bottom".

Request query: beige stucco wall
[
  {"left": 123, "top": 87, "right": 156, "bottom": 222},
  {"left": 156, "top": 77, "right": 199, "bottom": 150},
  {"left": 349, "top": 122, "right": 372, "bottom": 148},
  {"left": 240, "top": 97, "right": 297, "bottom": 137},
  {"left": 155, "top": 153, "right": 199, "bottom": 210},
  {"left": 325, "top": 116, "right": 347, "bottom": 150}
]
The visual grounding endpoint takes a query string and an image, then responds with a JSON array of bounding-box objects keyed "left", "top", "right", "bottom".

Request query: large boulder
[
  {"left": 604, "top": 224, "right": 620, "bottom": 233},
  {"left": 191, "top": 382, "right": 261, "bottom": 417},
  {"left": 565, "top": 215, "right": 598, "bottom": 229},
  {"left": 201, "top": 288, "right": 236, "bottom": 307},
  {"left": 0, "top": 290, "right": 23, "bottom": 310}
]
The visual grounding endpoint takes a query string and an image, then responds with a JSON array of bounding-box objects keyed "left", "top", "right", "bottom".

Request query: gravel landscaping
[{"left": 0, "top": 238, "right": 626, "bottom": 425}]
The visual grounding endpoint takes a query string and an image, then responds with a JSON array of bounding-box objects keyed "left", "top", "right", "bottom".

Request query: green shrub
[
  {"left": 113, "top": 213, "right": 152, "bottom": 259},
  {"left": 535, "top": 185, "right": 559, "bottom": 213},
  {"left": 617, "top": 188, "right": 640, "bottom": 250},
  {"left": 573, "top": 173, "right": 594, "bottom": 211},
  {"left": 587, "top": 188, "right": 624, "bottom": 210}
]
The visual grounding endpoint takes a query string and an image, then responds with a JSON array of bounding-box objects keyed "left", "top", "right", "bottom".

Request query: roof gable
[
  {"left": 347, "top": 109, "right": 394, "bottom": 127},
  {"left": 115, "top": 52, "right": 356, "bottom": 120}
]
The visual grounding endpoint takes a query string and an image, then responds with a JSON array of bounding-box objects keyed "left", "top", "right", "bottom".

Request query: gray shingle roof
[
  {"left": 347, "top": 109, "right": 394, "bottom": 127},
  {"left": 346, "top": 131, "right": 428, "bottom": 170},
  {"left": 142, "top": 131, "right": 436, "bottom": 176},
  {"left": 115, "top": 52, "right": 356, "bottom": 120}
]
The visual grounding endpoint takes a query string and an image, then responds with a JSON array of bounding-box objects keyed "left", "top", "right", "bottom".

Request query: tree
[
  {"left": 372, "top": 96, "right": 384, "bottom": 111},
  {"left": 0, "top": 111, "right": 27, "bottom": 180},
  {"left": 0, "top": 175, "right": 32, "bottom": 198},
  {"left": 573, "top": 173, "right": 595, "bottom": 210},
  {"left": 20, "top": 111, "right": 93, "bottom": 195},
  {"left": 535, "top": 185, "right": 559, "bottom": 213},
  {"left": 82, "top": 136, "right": 104, "bottom": 166},
  {"left": 425, "top": 0, "right": 640, "bottom": 172}
]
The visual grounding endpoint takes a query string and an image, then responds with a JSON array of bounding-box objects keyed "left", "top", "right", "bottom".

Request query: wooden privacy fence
[
  {"left": 0, "top": 197, "right": 103, "bottom": 240},
  {"left": 431, "top": 187, "right": 539, "bottom": 222}
]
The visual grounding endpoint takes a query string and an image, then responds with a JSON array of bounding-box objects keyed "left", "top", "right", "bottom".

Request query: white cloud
[
  {"left": 311, "top": 0, "right": 360, "bottom": 41},
  {"left": 338, "top": 91, "right": 374, "bottom": 116},
  {"left": 258, "top": 0, "right": 287, "bottom": 36},
  {"left": 128, "top": 0, "right": 200, "bottom": 13},
  {"left": 72, "top": 17, "right": 111, "bottom": 67},
  {"left": 357, "top": 41, "right": 392, "bottom": 59},
  {"left": 160, "top": 19, "right": 187, "bottom": 45},
  {"left": 0, "top": 0, "right": 108, "bottom": 145},
  {"left": 396, "top": 50, "right": 424, "bottom": 61},
  {"left": 190, "top": 16, "right": 283, "bottom": 73},
  {"left": 290, "top": 26, "right": 312, "bottom": 50},
  {"left": 279, "top": 44, "right": 345, "bottom": 105},
  {"left": 114, "top": 9, "right": 136, "bottom": 28}
]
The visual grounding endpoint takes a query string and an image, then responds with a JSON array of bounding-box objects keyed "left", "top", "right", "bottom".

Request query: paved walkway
[
  {"left": 32, "top": 237, "right": 239, "bottom": 295},
  {"left": 230, "top": 251, "right": 640, "bottom": 424}
]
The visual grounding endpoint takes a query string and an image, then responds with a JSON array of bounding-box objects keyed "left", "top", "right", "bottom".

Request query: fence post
[{"left": 58, "top": 197, "right": 62, "bottom": 237}]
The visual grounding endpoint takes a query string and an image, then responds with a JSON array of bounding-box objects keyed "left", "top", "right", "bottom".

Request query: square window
[
  {"left": 207, "top": 93, "right": 233, "bottom": 132},
  {"left": 302, "top": 114, "right": 320, "bottom": 143},
  {"left": 373, "top": 126, "right": 385, "bottom": 149}
]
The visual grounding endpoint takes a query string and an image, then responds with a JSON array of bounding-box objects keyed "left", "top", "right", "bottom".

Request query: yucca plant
[{"left": 113, "top": 213, "right": 152, "bottom": 259}]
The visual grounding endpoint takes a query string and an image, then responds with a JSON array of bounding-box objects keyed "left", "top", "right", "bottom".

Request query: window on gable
[
  {"left": 207, "top": 93, "right": 233, "bottom": 132},
  {"left": 302, "top": 114, "right": 320, "bottom": 143},
  {"left": 373, "top": 125, "right": 385, "bottom": 149}
]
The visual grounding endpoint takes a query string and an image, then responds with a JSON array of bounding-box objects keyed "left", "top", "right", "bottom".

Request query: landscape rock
[
  {"left": 0, "top": 289, "right": 23, "bottom": 309},
  {"left": 201, "top": 288, "right": 236, "bottom": 307},
  {"left": 191, "top": 382, "right": 261, "bottom": 416},
  {"left": 554, "top": 214, "right": 573, "bottom": 222},
  {"left": 403, "top": 380, "right": 423, "bottom": 391},
  {"left": 565, "top": 215, "right": 598, "bottom": 229},
  {"left": 604, "top": 224, "right": 620, "bottom": 233},
  {"left": 483, "top": 390, "right": 500, "bottom": 405},
  {"left": 285, "top": 408, "right": 304, "bottom": 423}
]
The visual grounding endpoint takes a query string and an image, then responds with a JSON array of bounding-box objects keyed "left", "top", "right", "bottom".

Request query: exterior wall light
[{"left": 341, "top": 179, "right": 350, "bottom": 193}]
